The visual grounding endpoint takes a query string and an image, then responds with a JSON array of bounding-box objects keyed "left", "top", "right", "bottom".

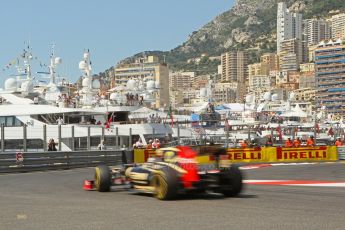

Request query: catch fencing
[{"left": 0, "top": 150, "right": 133, "bottom": 173}]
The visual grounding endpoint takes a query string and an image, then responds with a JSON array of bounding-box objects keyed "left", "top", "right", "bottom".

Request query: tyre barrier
[{"left": 0, "top": 150, "right": 134, "bottom": 173}]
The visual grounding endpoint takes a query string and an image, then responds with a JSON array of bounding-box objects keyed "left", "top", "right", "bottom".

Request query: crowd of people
[
  {"left": 125, "top": 93, "right": 143, "bottom": 106},
  {"left": 133, "top": 138, "right": 162, "bottom": 149},
  {"left": 239, "top": 135, "right": 343, "bottom": 148}
]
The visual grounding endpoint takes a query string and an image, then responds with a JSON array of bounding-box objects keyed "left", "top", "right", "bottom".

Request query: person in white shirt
[
  {"left": 98, "top": 140, "right": 106, "bottom": 150},
  {"left": 56, "top": 117, "right": 64, "bottom": 125},
  {"left": 133, "top": 139, "right": 144, "bottom": 148}
]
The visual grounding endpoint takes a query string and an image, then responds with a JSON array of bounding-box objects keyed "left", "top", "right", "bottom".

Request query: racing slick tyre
[
  {"left": 150, "top": 167, "right": 179, "bottom": 200},
  {"left": 94, "top": 165, "right": 111, "bottom": 192},
  {"left": 219, "top": 164, "right": 243, "bottom": 197}
]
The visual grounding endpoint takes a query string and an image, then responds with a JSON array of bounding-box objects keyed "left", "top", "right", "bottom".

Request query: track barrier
[
  {"left": 134, "top": 146, "right": 340, "bottom": 164},
  {"left": 1, "top": 146, "right": 342, "bottom": 173},
  {"left": 0, "top": 150, "right": 133, "bottom": 173}
]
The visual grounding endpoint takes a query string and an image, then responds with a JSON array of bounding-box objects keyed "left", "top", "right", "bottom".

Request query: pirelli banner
[
  {"left": 134, "top": 146, "right": 338, "bottom": 164},
  {"left": 197, "top": 146, "right": 338, "bottom": 164}
]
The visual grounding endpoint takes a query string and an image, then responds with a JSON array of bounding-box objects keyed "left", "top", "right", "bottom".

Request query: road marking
[
  {"left": 240, "top": 162, "right": 343, "bottom": 170},
  {"left": 244, "top": 180, "right": 345, "bottom": 187}
]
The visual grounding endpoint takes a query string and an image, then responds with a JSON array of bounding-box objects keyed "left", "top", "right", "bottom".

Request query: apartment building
[
  {"left": 212, "top": 82, "right": 238, "bottom": 103},
  {"left": 220, "top": 51, "right": 248, "bottom": 83},
  {"left": 332, "top": 13, "right": 345, "bottom": 39},
  {"left": 114, "top": 55, "right": 169, "bottom": 108},
  {"left": 279, "top": 52, "right": 299, "bottom": 71},
  {"left": 280, "top": 38, "right": 303, "bottom": 64},
  {"left": 260, "top": 53, "right": 279, "bottom": 71},
  {"left": 277, "top": 2, "right": 302, "bottom": 53},
  {"left": 303, "top": 18, "right": 331, "bottom": 46},
  {"left": 169, "top": 72, "right": 195, "bottom": 89},
  {"left": 314, "top": 39, "right": 345, "bottom": 117},
  {"left": 249, "top": 75, "right": 271, "bottom": 93}
]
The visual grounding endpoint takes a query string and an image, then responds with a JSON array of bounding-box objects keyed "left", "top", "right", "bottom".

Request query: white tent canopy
[
  {"left": 129, "top": 107, "right": 167, "bottom": 119},
  {"left": 280, "top": 104, "right": 308, "bottom": 118}
]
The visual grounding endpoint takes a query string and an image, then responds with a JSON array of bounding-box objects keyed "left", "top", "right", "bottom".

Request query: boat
[{"left": 0, "top": 47, "right": 173, "bottom": 152}]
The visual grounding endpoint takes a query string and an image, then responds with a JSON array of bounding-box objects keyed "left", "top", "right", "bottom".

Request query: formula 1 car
[{"left": 88, "top": 146, "right": 243, "bottom": 200}]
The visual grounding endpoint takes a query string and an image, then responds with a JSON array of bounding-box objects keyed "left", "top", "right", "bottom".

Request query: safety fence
[
  {"left": 134, "top": 146, "right": 341, "bottom": 164},
  {"left": 0, "top": 150, "right": 133, "bottom": 173},
  {"left": 1, "top": 146, "right": 343, "bottom": 173}
]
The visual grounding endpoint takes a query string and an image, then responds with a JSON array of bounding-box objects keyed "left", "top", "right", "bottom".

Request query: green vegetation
[{"left": 304, "top": 0, "right": 345, "bottom": 18}]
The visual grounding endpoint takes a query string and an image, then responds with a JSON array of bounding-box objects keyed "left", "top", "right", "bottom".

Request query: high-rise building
[
  {"left": 314, "top": 39, "right": 345, "bottom": 117},
  {"left": 220, "top": 51, "right": 248, "bottom": 83},
  {"left": 279, "top": 53, "right": 299, "bottom": 71},
  {"left": 304, "top": 18, "right": 331, "bottom": 46},
  {"left": 332, "top": 13, "right": 345, "bottom": 39},
  {"left": 169, "top": 72, "right": 195, "bottom": 90},
  {"left": 114, "top": 55, "right": 169, "bottom": 108},
  {"left": 280, "top": 38, "right": 303, "bottom": 64},
  {"left": 220, "top": 51, "right": 248, "bottom": 102},
  {"left": 277, "top": 2, "right": 302, "bottom": 53}
]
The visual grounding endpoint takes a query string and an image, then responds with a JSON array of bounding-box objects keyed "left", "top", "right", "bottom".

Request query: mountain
[{"left": 97, "top": 0, "right": 345, "bottom": 79}]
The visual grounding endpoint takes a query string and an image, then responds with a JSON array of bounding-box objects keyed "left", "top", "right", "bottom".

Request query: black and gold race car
[{"left": 89, "top": 146, "right": 243, "bottom": 200}]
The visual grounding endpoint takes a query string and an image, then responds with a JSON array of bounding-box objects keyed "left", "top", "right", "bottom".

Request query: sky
[{"left": 0, "top": 0, "right": 235, "bottom": 85}]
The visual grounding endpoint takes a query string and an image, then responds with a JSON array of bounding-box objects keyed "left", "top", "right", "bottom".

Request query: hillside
[{"left": 97, "top": 0, "right": 345, "bottom": 79}]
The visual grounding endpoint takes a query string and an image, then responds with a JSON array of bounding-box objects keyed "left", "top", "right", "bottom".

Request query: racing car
[{"left": 88, "top": 146, "right": 243, "bottom": 200}]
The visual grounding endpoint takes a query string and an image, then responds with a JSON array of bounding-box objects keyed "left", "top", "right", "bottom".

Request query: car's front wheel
[
  {"left": 94, "top": 165, "right": 111, "bottom": 192},
  {"left": 150, "top": 167, "right": 178, "bottom": 200}
]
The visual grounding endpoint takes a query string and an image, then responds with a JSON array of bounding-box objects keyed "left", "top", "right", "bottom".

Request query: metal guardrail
[
  {"left": 0, "top": 150, "right": 133, "bottom": 173},
  {"left": 338, "top": 146, "right": 345, "bottom": 160}
]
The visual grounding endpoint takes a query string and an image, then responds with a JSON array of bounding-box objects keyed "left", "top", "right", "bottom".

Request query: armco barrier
[
  {"left": 0, "top": 150, "right": 133, "bottom": 173},
  {"left": 134, "top": 146, "right": 339, "bottom": 164},
  {"left": 338, "top": 146, "right": 345, "bottom": 160}
]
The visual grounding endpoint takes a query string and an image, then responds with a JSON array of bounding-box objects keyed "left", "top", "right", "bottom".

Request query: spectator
[
  {"left": 133, "top": 139, "right": 144, "bottom": 148},
  {"left": 335, "top": 137, "right": 343, "bottom": 146},
  {"left": 152, "top": 139, "right": 161, "bottom": 149},
  {"left": 293, "top": 137, "right": 302, "bottom": 147},
  {"left": 48, "top": 139, "right": 57, "bottom": 151},
  {"left": 285, "top": 138, "right": 293, "bottom": 147},
  {"left": 146, "top": 139, "right": 153, "bottom": 149},
  {"left": 306, "top": 136, "right": 315, "bottom": 147},
  {"left": 240, "top": 140, "right": 248, "bottom": 148},
  {"left": 98, "top": 140, "right": 107, "bottom": 150},
  {"left": 56, "top": 117, "right": 64, "bottom": 125}
]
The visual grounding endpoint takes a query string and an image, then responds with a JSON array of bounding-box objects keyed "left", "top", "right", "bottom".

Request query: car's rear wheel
[
  {"left": 95, "top": 165, "right": 111, "bottom": 192},
  {"left": 219, "top": 164, "right": 243, "bottom": 197},
  {"left": 150, "top": 167, "right": 178, "bottom": 200}
]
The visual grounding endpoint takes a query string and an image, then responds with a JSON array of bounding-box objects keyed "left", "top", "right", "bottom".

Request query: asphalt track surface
[{"left": 1, "top": 163, "right": 345, "bottom": 230}]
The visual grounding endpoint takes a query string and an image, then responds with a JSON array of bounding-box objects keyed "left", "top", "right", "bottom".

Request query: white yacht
[{"left": 0, "top": 48, "right": 173, "bottom": 152}]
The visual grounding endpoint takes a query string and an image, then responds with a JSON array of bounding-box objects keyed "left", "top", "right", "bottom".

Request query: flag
[
  {"left": 105, "top": 112, "right": 114, "bottom": 129},
  {"left": 167, "top": 104, "right": 174, "bottom": 127},
  {"left": 328, "top": 127, "right": 334, "bottom": 136}
]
